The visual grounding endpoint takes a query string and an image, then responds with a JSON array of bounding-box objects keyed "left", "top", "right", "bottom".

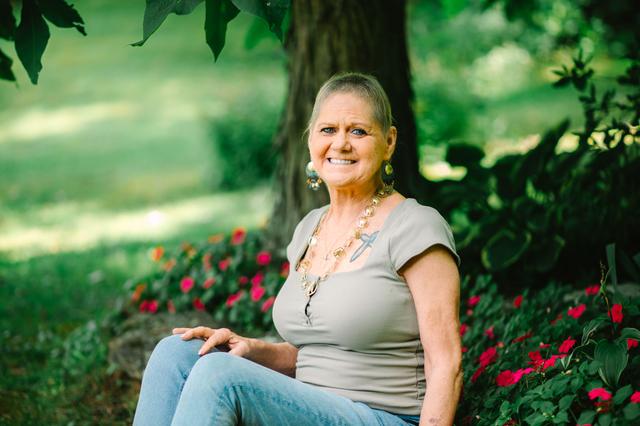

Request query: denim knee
[
  {"left": 185, "top": 352, "right": 250, "bottom": 391},
  {"left": 146, "top": 334, "right": 201, "bottom": 374}
]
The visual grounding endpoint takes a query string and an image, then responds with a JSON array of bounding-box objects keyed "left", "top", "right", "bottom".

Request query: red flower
[
  {"left": 461, "top": 346, "right": 468, "bottom": 353},
  {"left": 280, "top": 261, "right": 290, "bottom": 278},
  {"left": 251, "top": 271, "right": 265, "bottom": 287},
  {"left": 559, "top": 337, "right": 576, "bottom": 354},
  {"left": 512, "top": 367, "right": 534, "bottom": 383},
  {"left": 513, "top": 295, "right": 523, "bottom": 308},
  {"left": 150, "top": 246, "right": 164, "bottom": 262},
  {"left": 585, "top": 284, "right": 600, "bottom": 295},
  {"left": 471, "top": 365, "right": 486, "bottom": 383},
  {"left": 542, "top": 354, "right": 566, "bottom": 370},
  {"left": 261, "top": 296, "right": 275, "bottom": 312},
  {"left": 226, "top": 291, "right": 244, "bottom": 307},
  {"left": 539, "top": 342, "right": 550, "bottom": 349},
  {"left": 630, "top": 391, "right": 640, "bottom": 403},
  {"left": 193, "top": 297, "right": 205, "bottom": 311},
  {"left": 588, "top": 387, "right": 612, "bottom": 401},
  {"left": 567, "top": 304, "right": 586, "bottom": 319},
  {"left": 550, "top": 312, "right": 563, "bottom": 326},
  {"left": 628, "top": 338, "right": 638, "bottom": 350},
  {"left": 202, "top": 277, "right": 216, "bottom": 289},
  {"left": 478, "top": 347, "right": 498, "bottom": 367},
  {"left": 256, "top": 251, "right": 272, "bottom": 266},
  {"left": 167, "top": 299, "right": 176, "bottom": 314},
  {"left": 460, "top": 323, "right": 468, "bottom": 336},
  {"left": 528, "top": 350, "right": 544, "bottom": 368},
  {"left": 180, "top": 277, "right": 195, "bottom": 293},
  {"left": 147, "top": 300, "right": 159, "bottom": 314},
  {"left": 496, "top": 370, "right": 516, "bottom": 387},
  {"left": 218, "top": 258, "right": 231, "bottom": 271},
  {"left": 468, "top": 295, "right": 480, "bottom": 307},
  {"left": 466, "top": 309, "right": 473, "bottom": 316},
  {"left": 485, "top": 325, "right": 495, "bottom": 339},
  {"left": 231, "top": 227, "right": 246, "bottom": 245},
  {"left": 250, "top": 285, "right": 266, "bottom": 302},
  {"left": 608, "top": 304, "right": 623, "bottom": 323},
  {"left": 202, "top": 253, "right": 213, "bottom": 271},
  {"left": 238, "top": 276, "right": 249, "bottom": 286},
  {"left": 512, "top": 331, "right": 533, "bottom": 343}
]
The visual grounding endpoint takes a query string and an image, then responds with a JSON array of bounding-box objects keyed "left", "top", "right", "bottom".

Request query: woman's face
[{"left": 308, "top": 91, "right": 396, "bottom": 192}]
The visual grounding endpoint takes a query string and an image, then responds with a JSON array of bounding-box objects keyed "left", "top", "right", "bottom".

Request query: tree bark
[{"left": 268, "top": 0, "right": 426, "bottom": 249}]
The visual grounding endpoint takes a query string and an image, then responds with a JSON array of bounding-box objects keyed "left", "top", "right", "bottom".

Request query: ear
[{"left": 384, "top": 126, "right": 397, "bottom": 160}]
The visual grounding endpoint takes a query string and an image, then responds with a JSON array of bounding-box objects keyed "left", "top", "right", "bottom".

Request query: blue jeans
[{"left": 133, "top": 334, "right": 422, "bottom": 425}]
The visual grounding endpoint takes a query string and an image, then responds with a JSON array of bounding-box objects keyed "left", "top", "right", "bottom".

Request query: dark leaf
[
  {"left": 132, "top": 0, "right": 204, "bottom": 46},
  {"left": 481, "top": 229, "right": 531, "bottom": 271},
  {"left": 205, "top": 0, "right": 240, "bottom": 61},
  {"left": 445, "top": 142, "right": 484, "bottom": 168},
  {"left": 37, "top": 0, "right": 86, "bottom": 35},
  {"left": 0, "top": 46, "right": 16, "bottom": 81},
  {"left": 0, "top": 0, "right": 16, "bottom": 40},
  {"left": 231, "top": 0, "right": 289, "bottom": 41},
  {"left": 594, "top": 339, "right": 628, "bottom": 388},
  {"left": 15, "top": 0, "right": 50, "bottom": 84}
]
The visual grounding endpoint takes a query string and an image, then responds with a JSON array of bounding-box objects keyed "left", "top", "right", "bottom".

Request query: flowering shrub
[
  {"left": 125, "top": 227, "right": 289, "bottom": 336},
  {"left": 456, "top": 269, "right": 640, "bottom": 425}
]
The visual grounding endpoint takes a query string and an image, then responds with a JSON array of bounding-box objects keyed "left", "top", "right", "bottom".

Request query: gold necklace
[{"left": 298, "top": 187, "right": 393, "bottom": 301}]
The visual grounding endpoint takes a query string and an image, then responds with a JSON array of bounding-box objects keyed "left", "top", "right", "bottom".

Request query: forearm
[
  {"left": 419, "top": 366, "right": 463, "bottom": 426},
  {"left": 246, "top": 338, "right": 298, "bottom": 377}
]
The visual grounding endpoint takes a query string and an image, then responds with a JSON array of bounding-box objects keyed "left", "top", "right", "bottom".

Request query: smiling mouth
[{"left": 328, "top": 158, "right": 356, "bottom": 165}]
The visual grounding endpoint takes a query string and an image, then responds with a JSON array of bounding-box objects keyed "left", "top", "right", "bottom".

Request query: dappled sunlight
[
  {"left": 0, "top": 102, "right": 139, "bottom": 143},
  {"left": 0, "top": 188, "right": 271, "bottom": 260}
]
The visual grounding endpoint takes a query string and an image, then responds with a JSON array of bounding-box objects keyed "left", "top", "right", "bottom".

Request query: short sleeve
[{"left": 388, "top": 203, "right": 461, "bottom": 271}]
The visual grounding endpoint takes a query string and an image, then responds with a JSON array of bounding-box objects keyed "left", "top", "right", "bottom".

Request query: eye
[
  {"left": 351, "top": 128, "right": 367, "bottom": 136},
  {"left": 320, "top": 127, "right": 335, "bottom": 134}
]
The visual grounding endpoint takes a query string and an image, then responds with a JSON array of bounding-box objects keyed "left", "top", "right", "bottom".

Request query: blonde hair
[{"left": 307, "top": 72, "right": 393, "bottom": 135}]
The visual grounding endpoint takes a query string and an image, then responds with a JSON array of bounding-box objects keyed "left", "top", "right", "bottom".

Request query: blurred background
[{"left": 0, "top": 0, "right": 637, "bottom": 423}]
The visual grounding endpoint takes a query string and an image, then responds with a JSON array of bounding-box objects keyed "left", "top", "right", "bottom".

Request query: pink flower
[
  {"left": 471, "top": 365, "right": 486, "bottom": 383},
  {"left": 461, "top": 346, "right": 468, "bottom": 353},
  {"left": 496, "top": 370, "right": 516, "bottom": 387},
  {"left": 139, "top": 300, "right": 149, "bottom": 313},
  {"left": 280, "top": 262, "right": 290, "bottom": 278},
  {"left": 512, "top": 367, "right": 534, "bottom": 383},
  {"left": 542, "top": 354, "right": 566, "bottom": 370},
  {"left": 460, "top": 323, "right": 468, "bottom": 336},
  {"left": 588, "top": 387, "right": 612, "bottom": 401},
  {"left": 478, "top": 347, "right": 498, "bottom": 367},
  {"left": 193, "top": 297, "right": 205, "bottom": 311},
  {"left": 180, "top": 277, "right": 195, "bottom": 293},
  {"left": 468, "top": 295, "right": 480, "bottom": 307},
  {"left": 251, "top": 271, "right": 265, "bottom": 287},
  {"left": 256, "top": 251, "right": 272, "bottom": 266},
  {"left": 513, "top": 295, "right": 523, "bottom": 308},
  {"left": 238, "top": 276, "right": 249, "bottom": 286},
  {"left": 630, "top": 391, "right": 640, "bottom": 403},
  {"left": 608, "top": 304, "right": 623, "bottom": 323},
  {"left": 539, "top": 342, "right": 550, "bottom": 349},
  {"left": 167, "top": 299, "right": 176, "bottom": 314},
  {"left": 512, "top": 331, "right": 533, "bottom": 343},
  {"left": 466, "top": 309, "right": 473, "bottom": 316},
  {"left": 567, "top": 304, "right": 586, "bottom": 319},
  {"left": 261, "top": 296, "right": 275, "bottom": 312},
  {"left": 218, "top": 258, "right": 231, "bottom": 271},
  {"left": 628, "top": 338, "right": 638, "bottom": 350},
  {"left": 231, "top": 228, "right": 246, "bottom": 245},
  {"left": 585, "top": 284, "right": 600, "bottom": 295},
  {"left": 484, "top": 325, "right": 495, "bottom": 339},
  {"left": 202, "top": 277, "right": 216, "bottom": 289},
  {"left": 250, "top": 285, "right": 266, "bottom": 302},
  {"left": 226, "top": 291, "right": 244, "bottom": 307},
  {"left": 147, "top": 300, "right": 159, "bottom": 314},
  {"left": 559, "top": 337, "right": 576, "bottom": 354}
]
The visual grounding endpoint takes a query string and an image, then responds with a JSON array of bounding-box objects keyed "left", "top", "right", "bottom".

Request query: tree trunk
[{"left": 268, "top": 0, "right": 426, "bottom": 249}]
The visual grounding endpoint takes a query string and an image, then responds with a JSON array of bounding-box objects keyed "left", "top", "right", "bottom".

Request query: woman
[{"left": 133, "top": 72, "right": 462, "bottom": 426}]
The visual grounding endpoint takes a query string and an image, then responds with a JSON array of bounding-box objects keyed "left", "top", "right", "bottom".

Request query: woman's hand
[{"left": 172, "top": 326, "right": 253, "bottom": 357}]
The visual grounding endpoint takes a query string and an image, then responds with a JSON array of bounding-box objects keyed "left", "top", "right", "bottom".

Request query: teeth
[{"left": 329, "top": 158, "right": 355, "bottom": 165}]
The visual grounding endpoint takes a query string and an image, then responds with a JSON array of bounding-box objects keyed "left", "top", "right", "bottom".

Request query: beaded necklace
[{"left": 298, "top": 187, "right": 393, "bottom": 301}]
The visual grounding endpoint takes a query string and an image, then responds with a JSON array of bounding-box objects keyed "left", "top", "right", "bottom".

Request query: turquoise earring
[
  {"left": 306, "top": 161, "right": 323, "bottom": 191},
  {"left": 381, "top": 160, "right": 394, "bottom": 194}
]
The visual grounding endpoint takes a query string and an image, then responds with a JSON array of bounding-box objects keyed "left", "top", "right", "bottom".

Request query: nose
[{"left": 331, "top": 129, "right": 351, "bottom": 151}]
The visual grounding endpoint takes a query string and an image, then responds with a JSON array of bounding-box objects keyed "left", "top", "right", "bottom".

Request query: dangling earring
[
  {"left": 380, "top": 160, "right": 394, "bottom": 194},
  {"left": 306, "top": 161, "right": 323, "bottom": 191}
]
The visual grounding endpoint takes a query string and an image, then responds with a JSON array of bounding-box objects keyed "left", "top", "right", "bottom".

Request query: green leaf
[
  {"left": 243, "top": 15, "right": 270, "bottom": 50},
  {"left": 599, "top": 413, "right": 612, "bottom": 426},
  {"left": 624, "top": 402, "right": 640, "bottom": 420},
  {"left": 576, "top": 410, "right": 595, "bottom": 424},
  {"left": 499, "top": 400, "right": 510, "bottom": 415},
  {"left": 620, "top": 328, "right": 640, "bottom": 340},
  {"left": 38, "top": 0, "right": 86, "bottom": 35},
  {"left": 446, "top": 143, "right": 485, "bottom": 168},
  {"left": 204, "top": 0, "right": 240, "bottom": 61},
  {"left": 230, "top": 0, "right": 289, "bottom": 41},
  {"left": 613, "top": 384, "right": 633, "bottom": 405},
  {"left": 0, "top": 46, "right": 15, "bottom": 81},
  {"left": 0, "top": 0, "right": 16, "bottom": 40},
  {"left": 132, "top": 0, "right": 204, "bottom": 46},
  {"left": 481, "top": 229, "right": 532, "bottom": 271},
  {"left": 553, "top": 411, "right": 569, "bottom": 424},
  {"left": 558, "top": 394, "right": 574, "bottom": 411},
  {"left": 582, "top": 319, "right": 606, "bottom": 346},
  {"left": 15, "top": 0, "right": 50, "bottom": 84},
  {"left": 594, "top": 340, "right": 628, "bottom": 388}
]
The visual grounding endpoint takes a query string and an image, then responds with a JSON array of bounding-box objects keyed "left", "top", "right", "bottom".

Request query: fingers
[
  {"left": 198, "top": 328, "right": 232, "bottom": 356},
  {"left": 173, "top": 326, "right": 213, "bottom": 341},
  {"left": 172, "top": 327, "right": 190, "bottom": 334}
]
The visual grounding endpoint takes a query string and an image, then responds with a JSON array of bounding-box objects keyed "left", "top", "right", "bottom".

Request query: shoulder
[{"left": 395, "top": 199, "right": 451, "bottom": 231}]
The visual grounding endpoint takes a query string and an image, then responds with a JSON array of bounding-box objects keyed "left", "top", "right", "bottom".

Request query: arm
[
  {"left": 246, "top": 339, "right": 299, "bottom": 378},
  {"left": 401, "top": 244, "right": 462, "bottom": 426}
]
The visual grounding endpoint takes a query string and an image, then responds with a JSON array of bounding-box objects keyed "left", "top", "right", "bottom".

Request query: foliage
[
  {"left": 425, "top": 53, "right": 640, "bottom": 291},
  {"left": 455, "top": 247, "right": 640, "bottom": 425},
  {"left": 122, "top": 227, "right": 289, "bottom": 336}
]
